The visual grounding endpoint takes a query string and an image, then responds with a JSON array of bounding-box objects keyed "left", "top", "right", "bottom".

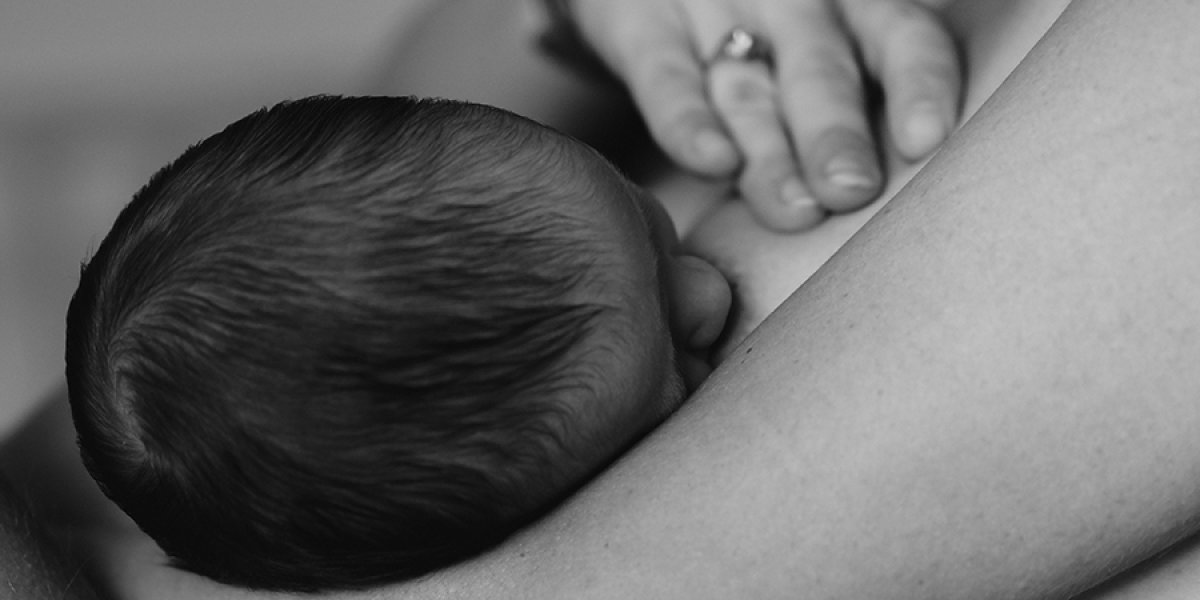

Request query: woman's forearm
[
  {"left": 387, "top": 2, "right": 1200, "bottom": 598},
  {"left": 0, "top": 470, "right": 100, "bottom": 600},
  {"left": 60, "top": 1, "right": 1200, "bottom": 599}
]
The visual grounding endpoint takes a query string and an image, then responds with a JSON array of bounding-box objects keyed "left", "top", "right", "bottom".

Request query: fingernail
[
  {"left": 905, "top": 103, "right": 948, "bottom": 155},
  {"left": 824, "top": 155, "right": 877, "bottom": 191},
  {"left": 780, "top": 178, "right": 816, "bottom": 209}
]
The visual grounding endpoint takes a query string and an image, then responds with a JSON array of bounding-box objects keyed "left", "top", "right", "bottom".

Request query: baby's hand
[{"left": 569, "top": 0, "right": 962, "bottom": 231}]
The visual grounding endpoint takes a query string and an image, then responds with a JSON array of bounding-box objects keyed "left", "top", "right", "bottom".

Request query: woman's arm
[
  {"left": 0, "top": 468, "right": 100, "bottom": 600},
  {"left": 688, "top": 0, "right": 1072, "bottom": 355},
  {"left": 33, "top": 1, "right": 1200, "bottom": 599},
  {"left": 372, "top": 2, "right": 1200, "bottom": 598}
]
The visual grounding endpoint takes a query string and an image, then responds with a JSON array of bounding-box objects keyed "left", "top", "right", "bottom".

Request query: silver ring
[{"left": 707, "top": 27, "right": 773, "bottom": 69}]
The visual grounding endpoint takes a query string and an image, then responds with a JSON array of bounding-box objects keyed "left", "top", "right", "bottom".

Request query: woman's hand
[{"left": 569, "top": 0, "right": 962, "bottom": 231}]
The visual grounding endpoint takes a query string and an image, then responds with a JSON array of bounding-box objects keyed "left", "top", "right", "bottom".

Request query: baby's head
[{"left": 65, "top": 96, "right": 729, "bottom": 591}]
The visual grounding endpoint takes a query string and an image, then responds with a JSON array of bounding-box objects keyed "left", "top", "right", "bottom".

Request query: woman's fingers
[
  {"left": 690, "top": 2, "right": 824, "bottom": 231},
  {"left": 841, "top": 0, "right": 961, "bottom": 159},
  {"left": 766, "top": 0, "right": 884, "bottom": 214},
  {"left": 707, "top": 61, "right": 825, "bottom": 230},
  {"left": 569, "top": 0, "right": 962, "bottom": 226},
  {"left": 626, "top": 43, "right": 743, "bottom": 175},
  {"left": 577, "top": 0, "right": 742, "bottom": 176}
]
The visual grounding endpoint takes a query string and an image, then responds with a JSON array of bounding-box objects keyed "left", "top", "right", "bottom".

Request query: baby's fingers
[{"left": 841, "top": 0, "right": 961, "bottom": 160}]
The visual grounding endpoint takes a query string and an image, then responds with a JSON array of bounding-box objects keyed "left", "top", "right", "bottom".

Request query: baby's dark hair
[{"left": 65, "top": 96, "right": 630, "bottom": 591}]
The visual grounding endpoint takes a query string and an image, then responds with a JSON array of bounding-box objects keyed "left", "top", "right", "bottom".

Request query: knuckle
[
  {"left": 904, "top": 61, "right": 959, "bottom": 91},
  {"left": 658, "top": 105, "right": 714, "bottom": 146},
  {"left": 781, "top": 49, "right": 862, "bottom": 86},
  {"left": 630, "top": 55, "right": 693, "bottom": 90},
  {"left": 740, "top": 148, "right": 795, "bottom": 180},
  {"left": 711, "top": 71, "right": 774, "bottom": 110},
  {"left": 894, "top": 16, "right": 953, "bottom": 50}
]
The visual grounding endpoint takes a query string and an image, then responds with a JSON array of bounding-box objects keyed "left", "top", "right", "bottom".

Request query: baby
[{"left": 64, "top": 95, "right": 730, "bottom": 591}]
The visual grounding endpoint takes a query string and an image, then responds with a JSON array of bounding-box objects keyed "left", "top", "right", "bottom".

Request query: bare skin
[
  {"left": 9, "top": 1, "right": 1200, "bottom": 599},
  {"left": 0, "top": 470, "right": 99, "bottom": 600},
  {"left": 571, "top": 0, "right": 961, "bottom": 229},
  {"left": 686, "top": 0, "right": 1072, "bottom": 357}
]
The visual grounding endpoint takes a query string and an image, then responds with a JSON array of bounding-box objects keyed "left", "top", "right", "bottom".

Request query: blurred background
[{"left": 0, "top": 0, "right": 442, "bottom": 437}]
